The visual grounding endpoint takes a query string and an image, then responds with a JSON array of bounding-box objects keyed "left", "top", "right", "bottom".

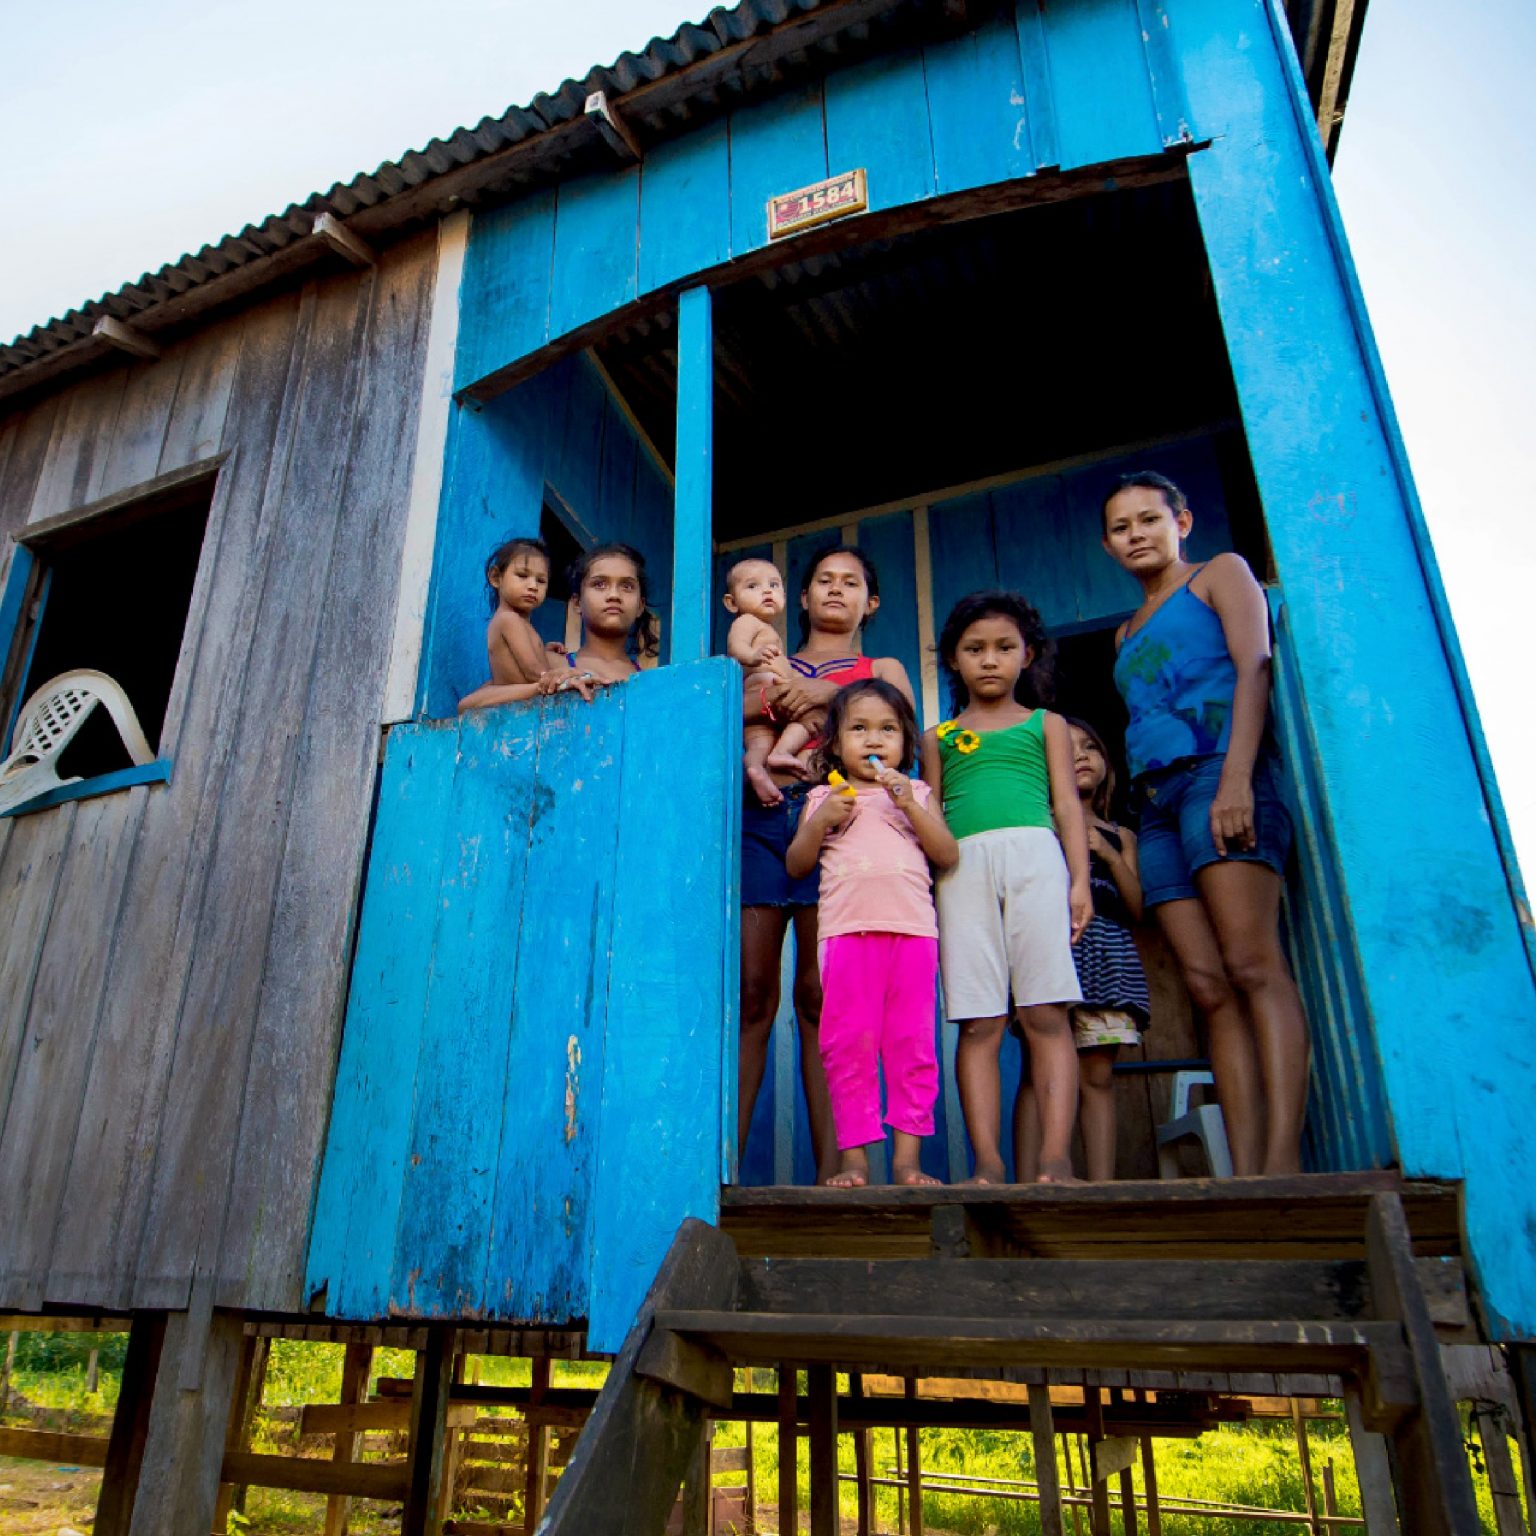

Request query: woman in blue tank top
[{"left": 1103, "top": 471, "right": 1310, "bottom": 1176}]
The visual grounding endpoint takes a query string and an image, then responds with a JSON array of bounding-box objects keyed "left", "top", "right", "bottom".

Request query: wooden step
[{"left": 721, "top": 1171, "right": 1463, "bottom": 1262}]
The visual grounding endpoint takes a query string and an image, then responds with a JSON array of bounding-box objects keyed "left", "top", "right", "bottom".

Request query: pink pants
[{"left": 818, "top": 933, "right": 939, "bottom": 1151}]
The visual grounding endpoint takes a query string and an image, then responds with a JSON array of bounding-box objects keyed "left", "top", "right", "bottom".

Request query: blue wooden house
[{"left": 0, "top": 0, "right": 1532, "bottom": 1531}]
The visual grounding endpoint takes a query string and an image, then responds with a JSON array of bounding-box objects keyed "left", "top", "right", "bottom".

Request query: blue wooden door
[{"left": 305, "top": 659, "right": 740, "bottom": 1352}]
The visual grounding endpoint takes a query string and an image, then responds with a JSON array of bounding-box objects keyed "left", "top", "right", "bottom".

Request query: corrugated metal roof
[{"left": 0, "top": 0, "right": 1365, "bottom": 401}]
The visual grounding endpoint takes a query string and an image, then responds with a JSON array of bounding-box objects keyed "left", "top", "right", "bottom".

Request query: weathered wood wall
[
  {"left": 305, "top": 660, "right": 739, "bottom": 1353},
  {"left": 0, "top": 229, "right": 440, "bottom": 1316}
]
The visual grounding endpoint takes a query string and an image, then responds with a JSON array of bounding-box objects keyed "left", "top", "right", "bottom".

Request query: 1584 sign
[{"left": 768, "top": 169, "right": 868, "bottom": 240}]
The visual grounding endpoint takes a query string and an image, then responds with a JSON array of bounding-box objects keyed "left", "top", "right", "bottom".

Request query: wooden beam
[
  {"left": 807, "top": 1362, "right": 838, "bottom": 1536},
  {"left": 323, "top": 1341, "right": 374, "bottom": 1536},
  {"left": 1343, "top": 1387, "right": 1401, "bottom": 1536},
  {"left": 312, "top": 212, "right": 377, "bottom": 268},
  {"left": 523, "top": 1357, "right": 552, "bottom": 1536},
  {"left": 584, "top": 91, "right": 642, "bottom": 162},
  {"left": 0, "top": 1312, "right": 132, "bottom": 1332},
  {"left": 404, "top": 1325, "right": 457, "bottom": 1536},
  {"left": 779, "top": 1365, "right": 800, "bottom": 1536},
  {"left": 92, "top": 315, "right": 161, "bottom": 360},
  {"left": 304, "top": 1399, "right": 479, "bottom": 1436},
  {"left": 220, "top": 1451, "right": 410, "bottom": 1501},
  {"left": 671, "top": 285, "right": 713, "bottom": 662},
  {"left": 0, "top": 1425, "right": 110, "bottom": 1465},
  {"left": 93, "top": 1313, "right": 165, "bottom": 1536},
  {"left": 1028, "top": 1384, "right": 1064, "bottom": 1536},
  {"left": 214, "top": 1334, "right": 269, "bottom": 1534},
  {"left": 636, "top": 1327, "right": 735, "bottom": 1411}
]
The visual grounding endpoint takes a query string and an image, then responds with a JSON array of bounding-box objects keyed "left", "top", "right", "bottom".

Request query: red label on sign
[{"left": 768, "top": 169, "right": 869, "bottom": 240}]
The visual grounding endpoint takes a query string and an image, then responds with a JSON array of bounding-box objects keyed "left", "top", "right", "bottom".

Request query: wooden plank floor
[{"left": 720, "top": 1172, "right": 1463, "bottom": 1261}]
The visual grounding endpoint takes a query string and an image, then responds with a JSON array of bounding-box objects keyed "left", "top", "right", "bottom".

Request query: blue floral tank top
[{"left": 1113, "top": 574, "right": 1236, "bottom": 781}]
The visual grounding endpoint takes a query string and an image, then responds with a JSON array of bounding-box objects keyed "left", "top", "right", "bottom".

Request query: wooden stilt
[
  {"left": 124, "top": 1307, "right": 246, "bottom": 1536},
  {"left": 850, "top": 1373, "right": 872, "bottom": 1536},
  {"left": 0, "top": 1330, "right": 16, "bottom": 1409},
  {"left": 524, "top": 1356, "right": 553, "bottom": 1536},
  {"left": 1511, "top": 1347, "right": 1536, "bottom": 1536},
  {"left": 894, "top": 1422, "right": 906, "bottom": 1535},
  {"left": 435, "top": 1345, "right": 468, "bottom": 1527},
  {"left": 1473, "top": 1404, "right": 1530, "bottom": 1536},
  {"left": 806, "top": 1363, "right": 838, "bottom": 1536},
  {"left": 214, "top": 1333, "right": 269, "bottom": 1532},
  {"left": 778, "top": 1365, "right": 800, "bottom": 1536},
  {"left": 403, "top": 1324, "right": 456, "bottom": 1536},
  {"left": 1119, "top": 1462, "right": 1139, "bottom": 1536},
  {"left": 1364, "top": 1192, "right": 1482, "bottom": 1535},
  {"left": 1028, "top": 1383, "right": 1064, "bottom": 1536},
  {"left": 1084, "top": 1389, "right": 1111, "bottom": 1536},
  {"left": 680, "top": 1423, "right": 711, "bottom": 1536},
  {"left": 93, "top": 1313, "right": 166, "bottom": 1536},
  {"left": 323, "top": 1341, "right": 375, "bottom": 1536},
  {"left": 1139, "top": 1435, "right": 1162, "bottom": 1536},
  {"left": 745, "top": 1415, "right": 757, "bottom": 1534},
  {"left": 905, "top": 1377, "right": 923, "bottom": 1536},
  {"left": 1292, "top": 1398, "right": 1323, "bottom": 1536},
  {"left": 1344, "top": 1386, "right": 1402, "bottom": 1536}
]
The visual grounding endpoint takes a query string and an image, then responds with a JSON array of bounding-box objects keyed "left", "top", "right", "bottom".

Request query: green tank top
[{"left": 937, "top": 710, "right": 1053, "bottom": 840}]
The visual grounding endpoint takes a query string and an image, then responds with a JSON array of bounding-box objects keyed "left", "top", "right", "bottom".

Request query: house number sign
[{"left": 767, "top": 169, "right": 868, "bottom": 240}]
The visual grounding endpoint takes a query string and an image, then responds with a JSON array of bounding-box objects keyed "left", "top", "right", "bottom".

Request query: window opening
[
  {"left": 532, "top": 493, "right": 585, "bottom": 650},
  {"left": 7, "top": 476, "right": 214, "bottom": 784}
]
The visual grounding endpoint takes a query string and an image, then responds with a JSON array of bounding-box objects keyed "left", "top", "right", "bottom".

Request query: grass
[{"left": 1, "top": 1340, "right": 1528, "bottom": 1533}]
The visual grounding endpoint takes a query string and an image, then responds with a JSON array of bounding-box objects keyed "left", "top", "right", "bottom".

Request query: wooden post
[
  {"left": 1472, "top": 1405, "right": 1530, "bottom": 1536},
  {"left": 213, "top": 1333, "right": 269, "bottom": 1532},
  {"left": 0, "top": 1330, "right": 16, "bottom": 1408},
  {"left": 87, "top": 1347, "right": 101, "bottom": 1395},
  {"left": 1510, "top": 1347, "right": 1536, "bottom": 1536},
  {"left": 671, "top": 284, "right": 714, "bottom": 663},
  {"left": 524, "top": 1356, "right": 553, "bottom": 1535},
  {"left": 1119, "top": 1463, "right": 1138, "bottom": 1536},
  {"left": 125, "top": 1307, "right": 247, "bottom": 1536},
  {"left": 850, "top": 1373, "right": 872, "bottom": 1536},
  {"left": 778, "top": 1365, "right": 799, "bottom": 1536},
  {"left": 1084, "top": 1389, "right": 1111, "bottom": 1536},
  {"left": 806, "top": 1362, "right": 838, "bottom": 1536},
  {"left": 745, "top": 1416, "right": 757, "bottom": 1535},
  {"left": 1344, "top": 1387, "right": 1402, "bottom": 1536},
  {"left": 93, "top": 1313, "right": 166, "bottom": 1536},
  {"left": 436, "top": 1346, "right": 469, "bottom": 1527},
  {"left": 894, "top": 1422, "right": 906, "bottom": 1536},
  {"left": 323, "top": 1341, "right": 374, "bottom": 1536},
  {"left": 1323, "top": 1460, "right": 1339, "bottom": 1520},
  {"left": 1028, "top": 1383, "right": 1065, "bottom": 1536},
  {"left": 1291, "top": 1399, "right": 1323, "bottom": 1536},
  {"left": 905, "top": 1377, "right": 923, "bottom": 1536},
  {"left": 1139, "top": 1436, "right": 1162, "bottom": 1536},
  {"left": 403, "top": 1325, "right": 456, "bottom": 1536}
]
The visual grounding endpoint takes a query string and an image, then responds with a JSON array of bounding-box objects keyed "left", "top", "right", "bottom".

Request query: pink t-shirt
[{"left": 804, "top": 780, "right": 939, "bottom": 940}]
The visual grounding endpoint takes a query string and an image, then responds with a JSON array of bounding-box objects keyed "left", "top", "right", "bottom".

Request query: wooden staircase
[{"left": 538, "top": 1173, "right": 1481, "bottom": 1536}]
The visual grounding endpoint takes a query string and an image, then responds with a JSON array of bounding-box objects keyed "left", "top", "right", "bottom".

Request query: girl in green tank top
[{"left": 919, "top": 593, "right": 1092, "bottom": 1185}]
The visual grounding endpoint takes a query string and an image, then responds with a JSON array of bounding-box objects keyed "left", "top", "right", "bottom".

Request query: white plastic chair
[
  {"left": 1155, "top": 1068, "right": 1234, "bottom": 1179},
  {"left": 0, "top": 669, "right": 154, "bottom": 814}
]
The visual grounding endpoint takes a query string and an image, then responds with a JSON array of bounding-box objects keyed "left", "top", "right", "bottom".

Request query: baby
[
  {"left": 724, "top": 557, "right": 822, "bottom": 806},
  {"left": 485, "top": 536, "right": 555, "bottom": 686}
]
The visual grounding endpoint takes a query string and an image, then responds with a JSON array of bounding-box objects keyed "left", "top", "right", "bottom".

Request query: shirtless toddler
[
  {"left": 485, "top": 537, "right": 555, "bottom": 686},
  {"left": 724, "top": 557, "right": 824, "bottom": 806}
]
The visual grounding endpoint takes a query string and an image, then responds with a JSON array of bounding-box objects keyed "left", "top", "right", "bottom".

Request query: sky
[{"left": 1, "top": 0, "right": 1532, "bottom": 880}]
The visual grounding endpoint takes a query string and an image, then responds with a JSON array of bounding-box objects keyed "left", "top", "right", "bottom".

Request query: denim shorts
[
  {"left": 741, "top": 781, "right": 820, "bottom": 908},
  {"left": 1135, "top": 753, "right": 1293, "bottom": 908}
]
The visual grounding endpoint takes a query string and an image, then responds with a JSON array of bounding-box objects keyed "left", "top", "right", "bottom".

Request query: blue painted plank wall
[
  {"left": 454, "top": 0, "right": 1170, "bottom": 392},
  {"left": 1177, "top": 0, "right": 1536, "bottom": 1336},
  {"left": 305, "top": 659, "right": 737, "bottom": 1347},
  {"left": 419, "top": 352, "right": 674, "bottom": 719}
]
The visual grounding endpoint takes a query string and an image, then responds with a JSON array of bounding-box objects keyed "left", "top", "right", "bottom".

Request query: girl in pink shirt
[{"left": 786, "top": 680, "right": 960, "bottom": 1187}]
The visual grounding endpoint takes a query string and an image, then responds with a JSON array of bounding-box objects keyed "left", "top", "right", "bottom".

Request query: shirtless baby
[
  {"left": 724, "top": 557, "right": 825, "bottom": 806},
  {"left": 485, "top": 536, "right": 556, "bottom": 686}
]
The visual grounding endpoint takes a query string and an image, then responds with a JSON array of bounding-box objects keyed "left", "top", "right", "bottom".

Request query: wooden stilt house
[{"left": 1, "top": 0, "right": 1533, "bottom": 1531}]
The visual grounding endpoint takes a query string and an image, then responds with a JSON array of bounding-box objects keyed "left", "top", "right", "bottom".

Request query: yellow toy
[{"left": 827, "top": 769, "right": 857, "bottom": 798}]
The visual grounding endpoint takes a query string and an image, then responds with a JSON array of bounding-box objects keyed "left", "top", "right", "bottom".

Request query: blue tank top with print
[{"left": 1113, "top": 576, "right": 1236, "bottom": 781}]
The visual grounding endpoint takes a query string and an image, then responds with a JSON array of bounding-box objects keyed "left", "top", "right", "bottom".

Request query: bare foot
[
  {"left": 1037, "top": 1156, "right": 1081, "bottom": 1185},
  {"left": 766, "top": 749, "right": 811, "bottom": 779},
  {"left": 746, "top": 763, "right": 784, "bottom": 806},
  {"left": 892, "top": 1163, "right": 943, "bottom": 1187},
  {"left": 960, "top": 1160, "right": 1007, "bottom": 1186},
  {"left": 825, "top": 1150, "right": 870, "bottom": 1188}
]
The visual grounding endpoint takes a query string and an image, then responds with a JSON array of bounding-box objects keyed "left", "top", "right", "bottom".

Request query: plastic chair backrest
[{"left": 1169, "top": 1068, "right": 1216, "bottom": 1121}]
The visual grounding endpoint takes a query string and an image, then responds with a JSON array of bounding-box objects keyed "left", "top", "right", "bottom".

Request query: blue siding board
[
  {"left": 728, "top": 83, "right": 829, "bottom": 258},
  {"left": 391, "top": 710, "right": 539, "bottom": 1316},
  {"left": 672, "top": 287, "right": 714, "bottom": 661},
  {"left": 923, "top": 9, "right": 1034, "bottom": 196},
  {"left": 1013, "top": 2, "right": 1060, "bottom": 170},
  {"left": 927, "top": 490, "right": 998, "bottom": 656},
  {"left": 549, "top": 356, "right": 607, "bottom": 538},
  {"left": 857, "top": 511, "right": 923, "bottom": 724},
  {"left": 487, "top": 690, "right": 627, "bottom": 1321},
  {"left": 1039, "top": 0, "right": 1162, "bottom": 172},
  {"left": 455, "top": 188, "right": 556, "bottom": 391},
  {"left": 305, "top": 722, "right": 461, "bottom": 1317},
  {"left": 548, "top": 168, "right": 641, "bottom": 345},
  {"left": 1181, "top": 0, "right": 1536, "bottom": 1334},
  {"left": 638, "top": 116, "right": 732, "bottom": 295},
  {"left": 991, "top": 477, "right": 1078, "bottom": 629},
  {"left": 1132, "top": 0, "right": 1195, "bottom": 146},
  {"left": 822, "top": 48, "right": 936, "bottom": 214},
  {"left": 587, "top": 660, "right": 737, "bottom": 1350}
]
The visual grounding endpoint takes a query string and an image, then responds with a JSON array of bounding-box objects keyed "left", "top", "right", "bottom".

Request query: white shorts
[{"left": 936, "top": 826, "right": 1082, "bottom": 1020}]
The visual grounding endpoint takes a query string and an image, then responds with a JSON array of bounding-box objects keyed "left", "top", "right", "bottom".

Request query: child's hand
[
  {"left": 752, "top": 639, "right": 782, "bottom": 667},
  {"left": 1069, "top": 878, "right": 1093, "bottom": 945},
  {"left": 543, "top": 640, "right": 569, "bottom": 659},
  {"left": 1086, "top": 823, "right": 1114, "bottom": 861},
  {"left": 874, "top": 764, "right": 915, "bottom": 811},
  {"left": 813, "top": 791, "right": 857, "bottom": 833}
]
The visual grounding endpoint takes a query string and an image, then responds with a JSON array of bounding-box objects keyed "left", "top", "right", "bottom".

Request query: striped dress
[{"left": 1074, "top": 825, "right": 1151, "bottom": 1028}]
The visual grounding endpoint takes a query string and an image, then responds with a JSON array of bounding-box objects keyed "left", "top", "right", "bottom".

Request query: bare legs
[
  {"left": 737, "top": 904, "right": 839, "bottom": 1184},
  {"left": 958, "top": 1005, "right": 1079, "bottom": 1183},
  {"left": 1155, "top": 864, "right": 1310, "bottom": 1175},
  {"left": 1077, "top": 1047, "right": 1119, "bottom": 1183}
]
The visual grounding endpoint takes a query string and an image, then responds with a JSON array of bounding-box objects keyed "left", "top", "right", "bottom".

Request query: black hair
[
  {"left": 1064, "top": 715, "right": 1115, "bottom": 819},
  {"left": 567, "top": 542, "right": 660, "bottom": 660},
  {"left": 1100, "top": 470, "right": 1189, "bottom": 531},
  {"left": 936, "top": 590, "right": 1055, "bottom": 712},
  {"left": 811, "top": 678, "right": 920, "bottom": 782},
  {"left": 796, "top": 542, "right": 881, "bottom": 644},
  {"left": 485, "top": 536, "right": 551, "bottom": 612}
]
